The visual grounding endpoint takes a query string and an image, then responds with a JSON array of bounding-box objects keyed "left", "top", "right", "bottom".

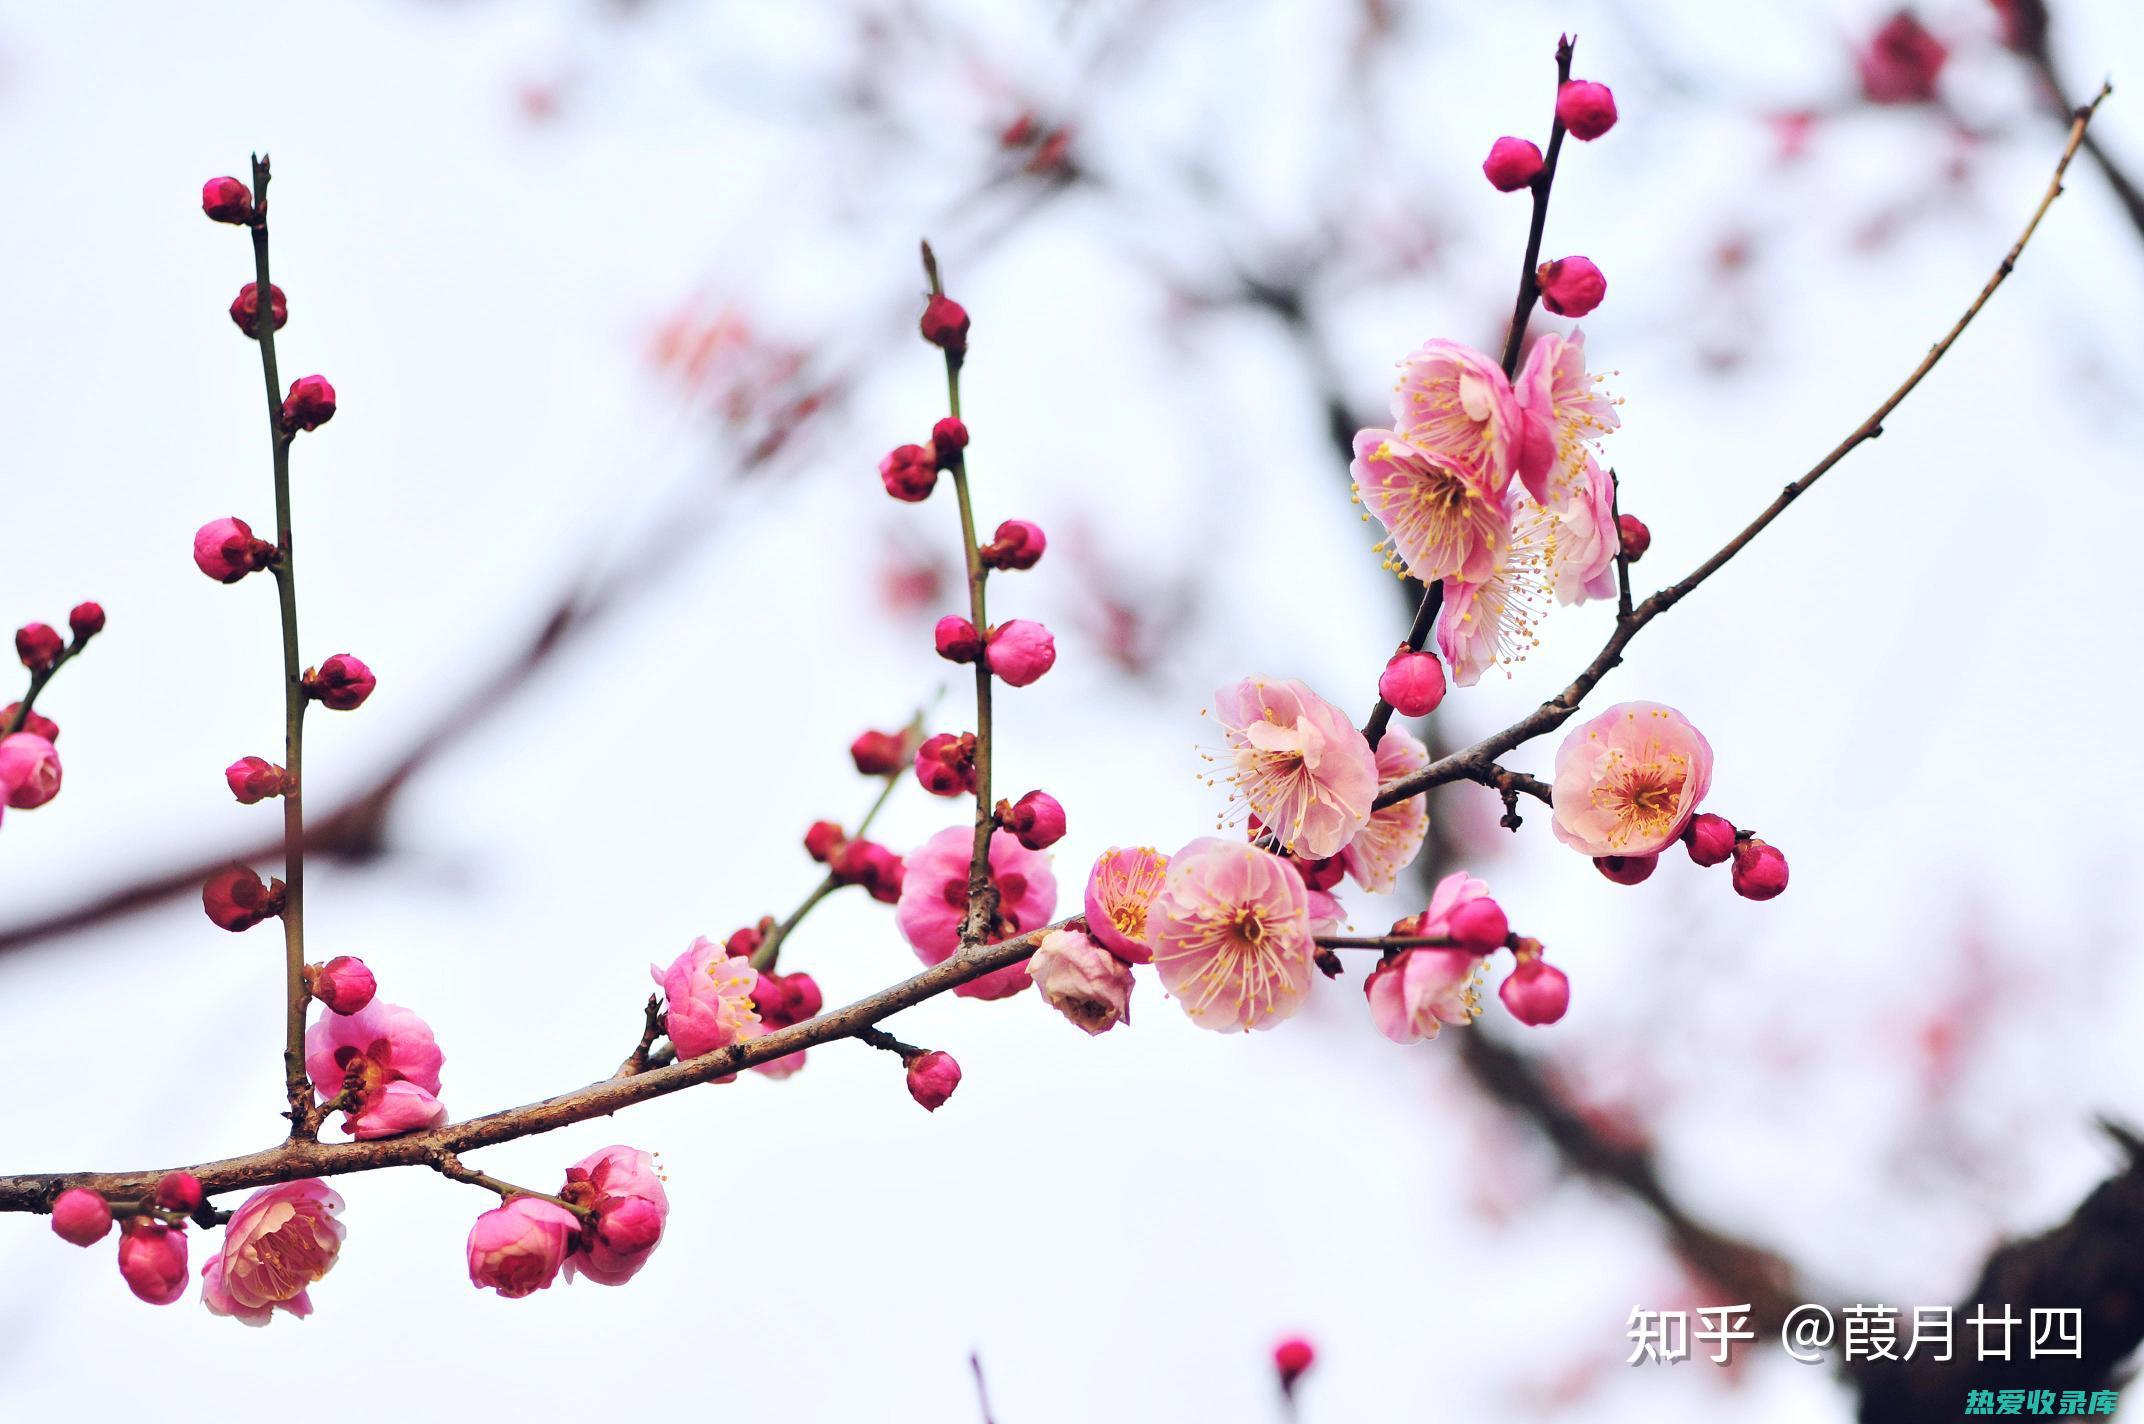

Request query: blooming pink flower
[
  {"left": 1027, "top": 928, "right": 1133, "bottom": 1035},
  {"left": 202, "top": 1180, "right": 344, "bottom": 1325},
  {"left": 1436, "top": 507, "right": 1553, "bottom": 686},
  {"left": 467, "top": 1196, "right": 580, "bottom": 1299},
  {"left": 1482, "top": 136, "right": 1544, "bottom": 191},
  {"left": 1555, "top": 79, "right": 1618, "bottom": 140},
  {"left": 561, "top": 1146, "right": 669, "bottom": 1287},
  {"left": 50, "top": 1188, "right": 112, "bottom": 1246},
  {"left": 1392, "top": 338, "right": 1523, "bottom": 486},
  {"left": 1513, "top": 328, "right": 1619, "bottom": 508},
  {"left": 1548, "top": 458, "right": 1621, "bottom": 606},
  {"left": 984, "top": 619, "right": 1056, "bottom": 687},
  {"left": 304, "top": 999, "right": 447, "bottom": 1139},
  {"left": 1350, "top": 430, "right": 1510, "bottom": 585},
  {"left": 1340, "top": 728, "right": 1431, "bottom": 894},
  {"left": 1414, "top": 869, "right": 1499, "bottom": 942},
  {"left": 0, "top": 733, "right": 61, "bottom": 809},
  {"left": 651, "top": 936, "right": 761, "bottom": 1060},
  {"left": 896, "top": 826, "right": 1057, "bottom": 999},
  {"left": 156, "top": 1172, "right": 205, "bottom": 1214},
  {"left": 1550, "top": 702, "right": 1715, "bottom": 857},
  {"left": 1212, "top": 677, "right": 1378, "bottom": 859},
  {"left": 906, "top": 1049, "right": 961, "bottom": 1110},
  {"left": 1365, "top": 948, "right": 1482, "bottom": 1043},
  {"left": 1536, "top": 257, "right": 1606, "bottom": 318},
  {"left": 193, "top": 516, "right": 274, "bottom": 583},
  {"left": 1148, "top": 838, "right": 1316, "bottom": 1032},
  {"left": 1083, "top": 845, "right": 1170, "bottom": 964},
  {"left": 1499, "top": 959, "right": 1570, "bottom": 1025},
  {"left": 117, "top": 1218, "right": 189, "bottom": 1305}
]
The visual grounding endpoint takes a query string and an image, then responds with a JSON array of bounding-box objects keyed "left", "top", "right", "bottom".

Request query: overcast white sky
[{"left": 2, "top": 1, "right": 2142, "bottom": 1419}]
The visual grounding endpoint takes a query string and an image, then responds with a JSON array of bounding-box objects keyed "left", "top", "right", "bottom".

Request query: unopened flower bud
[
  {"left": 829, "top": 837, "right": 899, "bottom": 892},
  {"left": 1377, "top": 650, "right": 1447, "bottom": 716},
  {"left": 0, "top": 733, "right": 62, "bottom": 810},
  {"left": 280, "top": 375, "right": 336, "bottom": 432},
  {"left": 1682, "top": 812, "right": 1737, "bottom": 867},
  {"left": 978, "top": 521, "right": 1047, "bottom": 575},
  {"left": 229, "top": 282, "right": 288, "bottom": 339},
  {"left": 849, "top": 727, "right": 908, "bottom": 775},
  {"left": 308, "top": 955, "right": 377, "bottom": 1015},
  {"left": 1593, "top": 852, "right": 1657, "bottom": 886},
  {"left": 155, "top": 1171, "right": 204, "bottom": 1215},
  {"left": 1731, "top": 839, "right": 1790, "bottom": 901},
  {"left": 1499, "top": 959, "right": 1570, "bottom": 1025},
  {"left": 116, "top": 1218, "right": 190, "bottom": 1305},
  {"left": 913, "top": 732, "right": 977, "bottom": 797},
  {"left": 725, "top": 924, "right": 765, "bottom": 960},
  {"left": 1555, "top": 79, "right": 1618, "bottom": 140},
  {"left": 905, "top": 1049, "right": 961, "bottom": 1111},
  {"left": 804, "top": 819, "right": 846, "bottom": 863},
  {"left": 879, "top": 442, "right": 938, "bottom": 502},
  {"left": 224, "top": 755, "right": 288, "bottom": 804},
  {"left": 1274, "top": 1337, "right": 1316, "bottom": 1397},
  {"left": 50, "top": 1188, "right": 113, "bottom": 1246},
  {"left": 14, "top": 623, "right": 61, "bottom": 672},
  {"left": 67, "top": 602, "right": 105, "bottom": 644},
  {"left": 931, "top": 417, "right": 969, "bottom": 468},
  {"left": 1858, "top": 13, "right": 1948, "bottom": 105},
  {"left": 935, "top": 614, "right": 982, "bottom": 664},
  {"left": 1482, "top": 136, "right": 1545, "bottom": 191},
  {"left": 984, "top": 619, "right": 1056, "bottom": 687},
  {"left": 193, "top": 516, "right": 276, "bottom": 584},
  {"left": 201, "top": 176, "right": 254, "bottom": 224},
  {"left": 1616, "top": 513, "right": 1650, "bottom": 562},
  {"left": 302, "top": 654, "right": 375, "bottom": 711},
  {"left": 919, "top": 294, "right": 969, "bottom": 355},
  {"left": 2, "top": 705, "right": 57, "bottom": 742},
  {"left": 1448, "top": 896, "right": 1509, "bottom": 953},
  {"left": 1536, "top": 256, "right": 1606, "bottom": 318},
  {"left": 202, "top": 864, "right": 284, "bottom": 932},
  {"left": 1002, "top": 789, "right": 1066, "bottom": 851}
]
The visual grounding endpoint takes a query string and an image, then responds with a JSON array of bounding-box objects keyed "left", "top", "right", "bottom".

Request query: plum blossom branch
[
  {"left": 1373, "top": 84, "right": 2112, "bottom": 813},
  {"left": 428, "top": 1151, "right": 592, "bottom": 1221}
]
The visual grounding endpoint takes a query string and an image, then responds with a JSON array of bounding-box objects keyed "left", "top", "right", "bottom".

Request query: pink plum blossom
[
  {"left": 1211, "top": 677, "right": 1378, "bottom": 860},
  {"left": 201, "top": 1180, "right": 345, "bottom": 1325},
  {"left": 0, "top": 732, "right": 61, "bottom": 810},
  {"left": 1548, "top": 458, "right": 1621, "bottom": 606},
  {"left": 1392, "top": 338, "right": 1523, "bottom": 486},
  {"left": 1436, "top": 507, "right": 1553, "bottom": 686},
  {"left": 1339, "top": 728, "right": 1431, "bottom": 894},
  {"left": 303, "top": 999, "right": 447, "bottom": 1140},
  {"left": 1083, "top": 845, "right": 1169, "bottom": 964},
  {"left": 1550, "top": 702, "right": 1715, "bottom": 857},
  {"left": 1364, "top": 948, "right": 1483, "bottom": 1043},
  {"left": 467, "top": 1197, "right": 580, "bottom": 1299},
  {"left": 895, "top": 825, "right": 1057, "bottom": 1000},
  {"left": 1513, "top": 329, "right": 1619, "bottom": 508},
  {"left": 1148, "top": 838, "right": 1317, "bottom": 1032},
  {"left": 651, "top": 936, "right": 761, "bottom": 1059},
  {"left": 1350, "top": 430, "right": 1509, "bottom": 585},
  {"left": 117, "top": 1218, "right": 189, "bottom": 1305},
  {"left": 561, "top": 1146, "right": 669, "bottom": 1286},
  {"left": 1027, "top": 928, "right": 1133, "bottom": 1035}
]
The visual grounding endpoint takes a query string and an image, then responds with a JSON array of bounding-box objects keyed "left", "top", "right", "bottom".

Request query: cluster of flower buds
[
  {"left": 807, "top": 819, "right": 906, "bottom": 903},
  {"left": 467, "top": 1146, "right": 671, "bottom": 1298},
  {"left": 3, "top": 604, "right": 100, "bottom": 832},
  {"left": 914, "top": 730, "right": 978, "bottom": 797},
  {"left": 1478, "top": 70, "right": 1616, "bottom": 318},
  {"left": 1593, "top": 810, "right": 1790, "bottom": 902}
]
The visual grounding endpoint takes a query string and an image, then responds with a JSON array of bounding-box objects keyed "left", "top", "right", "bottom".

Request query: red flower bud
[
  {"left": 280, "top": 374, "right": 336, "bottom": 432},
  {"left": 117, "top": 1218, "right": 189, "bottom": 1305},
  {"left": 224, "top": 755, "right": 289, "bottom": 805},
  {"left": 309, "top": 955, "right": 377, "bottom": 1015},
  {"left": 1555, "top": 79, "right": 1618, "bottom": 140},
  {"left": 930, "top": 417, "right": 969, "bottom": 467},
  {"left": 831, "top": 840, "right": 905, "bottom": 903},
  {"left": 202, "top": 864, "right": 284, "bottom": 932},
  {"left": 2, "top": 705, "right": 58, "bottom": 742},
  {"left": 229, "top": 282, "right": 288, "bottom": 339},
  {"left": 1731, "top": 839, "right": 1790, "bottom": 901},
  {"left": 1002, "top": 789, "right": 1066, "bottom": 851},
  {"left": 193, "top": 517, "right": 277, "bottom": 584},
  {"left": 1448, "top": 896, "right": 1510, "bottom": 953},
  {"left": 919, "top": 294, "right": 970, "bottom": 355},
  {"left": 849, "top": 728, "right": 908, "bottom": 775},
  {"left": 905, "top": 1049, "right": 961, "bottom": 1111},
  {"left": 1377, "top": 650, "right": 1447, "bottom": 716},
  {"left": 978, "top": 518, "right": 1047, "bottom": 571},
  {"left": 201, "top": 176, "right": 254, "bottom": 224},
  {"left": 50, "top": 1188, "right": 112, "bottom": 1246},
  {"left": 302, "top": 654, "right": 375, "bottom": 711},
  {"left": 1482, "top": 136, "right": 1545, "bottom": 191},
  {"left": 1499, "top": 959, "right": 1570, "bottom": 1025},
  {"left": 804, "top": 819, "right": 847, "bottom": 863},
  {"left": 1536, "top": 256, "right": 1606, "bottom": 318},
  {"left": 1681, "top": 812, "right": 1737, "bottom": 867},
  {"left": 879, "top": 442, "right": 939, "bottom": 502},
  {"left": 1616, "top": 513, "right": 1650, "bottom": 562},
  {"left": 67, "top": 602, "right": 106, "bottom": 644},
  {"left": 1593, "top": 852, "right": 1657, "bottom": 886},
  {"left": 983, "top": 619, "right": 1056, "bottom": 687},
  {"left": 155, "top": 1171, "right": 205, "bottom": 1215},
  {"left": 914, "top": 732, "right": 978, "bottom": 797},
  {"left": 725, "top": 924, "right": 765, "bottom": 960},
  {"left": 1858, "top": 13, "right": 1948, "bottom": 105},
  {"left": 1274, "top": 1337, "right": 1316, "bottom": 1397},
  {"left": 14, "top": 623, "right": 62, "bottom": 673},
  {"left": 934, "top": 615, "right": 982, "bottom": 664}
]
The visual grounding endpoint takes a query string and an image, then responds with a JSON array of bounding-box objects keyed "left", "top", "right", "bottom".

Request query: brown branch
[
  {"left": 0, "top": 918, "right": 1061, "bottom": 1213},
  {"left": 1374, "top": 86, "right": 2112, "bottom": 812}
]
